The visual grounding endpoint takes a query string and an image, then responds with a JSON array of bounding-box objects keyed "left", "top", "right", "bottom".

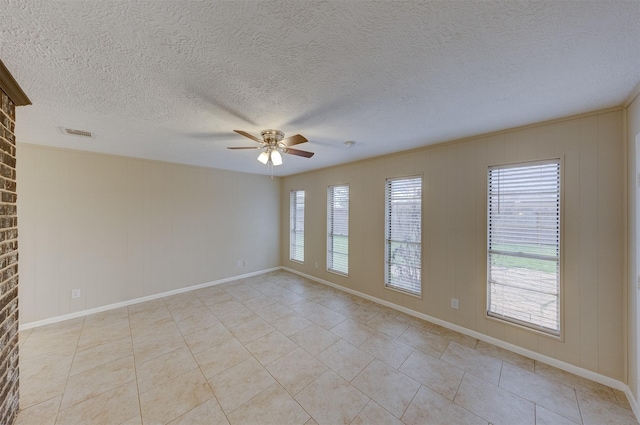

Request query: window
[
  {"left": 487, "top": 159, "right": 561, "bottom": 336},
  {"left": 385, "top": 176, "right": 422, "bottom": 296},
  {"left": 327, "top": 185, "right": 349, "bottom": 275},
  {"left": 290, "top": 190, "right": 305, "bottom": 262}
]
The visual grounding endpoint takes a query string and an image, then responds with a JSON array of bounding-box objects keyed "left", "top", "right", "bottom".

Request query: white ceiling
[{"left": 2, "top": 1, "right": 639, "bottom": 176}]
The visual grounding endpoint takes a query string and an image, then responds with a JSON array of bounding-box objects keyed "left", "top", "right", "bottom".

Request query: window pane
[
  {"left": 487, "top": 160, "right": 560, "bottom": 335},
  {"left": 385, "top": 177, "right": 422, "bottom": 295},
  {"left": 328, "top": 185, "right": 349, "bottom": 275},
  {"left": 290, "top": 190, "right": 305, "bottom": 262}
]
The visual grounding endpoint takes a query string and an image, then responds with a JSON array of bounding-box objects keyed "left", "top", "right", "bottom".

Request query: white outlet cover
[
  {"left": 451, "top": 298, "right": 459, "bottom": 309},
  {"left": 71, "top": 289, "right": 81, "bottom": 299}
]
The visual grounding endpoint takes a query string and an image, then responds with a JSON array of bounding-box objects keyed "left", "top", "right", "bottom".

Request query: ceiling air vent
[{"left": 60, "top": 127, "right": 93, "bottom": 138}]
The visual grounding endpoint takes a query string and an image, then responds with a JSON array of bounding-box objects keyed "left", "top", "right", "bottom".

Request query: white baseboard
[
  {"left": 283, "top": 267, "right": 639, "bottom": 420},
  {"left": 18, "top": 267, "right": 280, "bottom": 331}
]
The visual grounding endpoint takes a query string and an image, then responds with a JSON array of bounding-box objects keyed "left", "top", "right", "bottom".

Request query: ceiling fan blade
[
  {"left": 227, "top": 146, "right": 261, "bottom": 150},
  {"left": 233, "top": 130, "right": 263, "bottom": 144},
  {"left": 284, "top": 148, "right": 314, "bottom": 158},
  {"left": 280, "top": 134, "right": 308, "bottom": 147}
]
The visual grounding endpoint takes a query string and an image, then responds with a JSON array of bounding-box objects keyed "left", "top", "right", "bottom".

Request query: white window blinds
[
  {"left": 290, "top": 190, "right": 305, "bottom": 263},
  {"left": 385, "top": 177, "right": 422, "bottom": 296},
  {"left": 327, "top": 185, "right": 349, "bottom": 275},
  {"left": 487, "top": 160, "right": 561, "bottom": 336}
]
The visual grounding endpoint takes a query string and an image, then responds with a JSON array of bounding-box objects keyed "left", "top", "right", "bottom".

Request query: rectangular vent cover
[{"left": 61, "top": 128, "right": 93, "bottom": 138}]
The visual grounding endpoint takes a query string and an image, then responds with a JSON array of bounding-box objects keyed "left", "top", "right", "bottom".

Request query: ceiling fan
[{"left": 227, "top": 129, "right": 314, "bottom": 166}]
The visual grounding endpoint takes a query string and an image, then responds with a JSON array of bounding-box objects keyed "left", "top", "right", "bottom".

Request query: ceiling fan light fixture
[
  {"left": 271, "top": 149, "right": 283, "bottom": 166},
  {"left": 257, "top": 151, "right": 269, "bottom": 164}
]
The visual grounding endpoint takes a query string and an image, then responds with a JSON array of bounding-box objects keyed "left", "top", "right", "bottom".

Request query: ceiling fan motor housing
[{"left": 261, "top": 129, "right": 284, "bottom": 146}]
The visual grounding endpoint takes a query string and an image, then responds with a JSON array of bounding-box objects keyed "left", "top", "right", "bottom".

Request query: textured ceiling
[{"left": 1, "top": 0, "right": 639, "bottom": 176}]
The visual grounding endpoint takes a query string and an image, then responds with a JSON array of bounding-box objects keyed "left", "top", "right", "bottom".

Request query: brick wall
[{"left": 0, "top": 89, "right": 19, "bottom": 425}]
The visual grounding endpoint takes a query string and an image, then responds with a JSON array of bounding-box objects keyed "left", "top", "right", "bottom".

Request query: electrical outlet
[
  {"left": 451, "top": 298, "right": 459, "bottom": 309},
  {"left": 236, "top": 260, "right": 242, "bottom": 267},
  {"left": 71, "top": 289, "right": 81, "bottom": 299},
  {"left": 315, "top": 261, "right": 319, "bottom": 269},
  {"left": 243, "top": 260, "right": 247, "bottom": 267}
]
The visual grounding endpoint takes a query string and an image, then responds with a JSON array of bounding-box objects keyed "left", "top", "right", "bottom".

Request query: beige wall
[
  {"left": 281, "top": 109, "right": 625, "bottom": 381},
  {"left": 17, "top": 144, "right": 281, "bottom": 324},
  {"left": 628, "top": 93, "right": 640, "bottom": 403}
]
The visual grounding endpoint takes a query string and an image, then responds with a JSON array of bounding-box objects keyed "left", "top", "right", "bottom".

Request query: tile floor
[{"left": 16, "top": 270, "right": 637, "bottom": 425}]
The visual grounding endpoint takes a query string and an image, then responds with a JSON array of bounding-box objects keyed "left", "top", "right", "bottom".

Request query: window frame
[
  {"left": 327, "top": 184, "right": 350, "bottom": 276},
  {"left": 384, "top": 175, "right": 423, "bottom": 298},
  {"left": 486, "top": 158, "right": 563, "bottom": 338},
  {"left": 289, "top": 189, "right": 305, "bottom": 263}
]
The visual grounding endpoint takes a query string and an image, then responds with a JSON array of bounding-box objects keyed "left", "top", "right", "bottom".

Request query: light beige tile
[
  {"left": 338, "top": 303, "right": 382, "bottom": 323},
  {"left": 167, "top": 303, "right": 209, "bottom": 324},
  {"left": 70, "top": 336, "right": 132, "bottom": 376},
  {"left": 359, "top": 332, "right": 413, "bottom": 369},
  {"left": 128, "top": 299, "right": 165, "bottom": 315},
  {"left": 289, "top": 300, "right": 326, "bottom": 317},
  {"left": 430, "top": 324, "right": 478, "bottom": 349},
  {"left": 130, "top": 317, "right": 179, "bottom": 342},
  {"left": 55, "top": 381, "right": 139, "bottom": 425},
  {"left": 400, "top": 315, "right": 435, "bottom": 333},
  {"left": 577, "top": 389, "right": 639, "bottom": 425},
  {"left": 194, "top": 337, "right": 252, "bottom": 379},
  {"left": 206, "top": 299, "right": 245, "bottom": 315},
  {"left": 306, "top": 308, "right": 347, "bottom": 330},
  {"left": 83, "top": 307, "right": 129, "bottom": 328},
  {"left": 454, "top": 373, "right": 535, "bottom": 425},
  {"left": 19, "top": 362, "right": 69, "bottom": 409},
  {"left": 255, "top": 303, "right": 294, "bottom": 322},
  {"left": 499, "top": 362, "right": 581, "bottom": 423},
  {"left": 241, "top": 295, "right": 276, "bottom": 311},
  {"left": 351, "top": 400, "right": 404, "bottom": 425},
  {"left": 128, "top": 303, "right": 172, "bottom": 329},
  {"left": 245, "top": 330, "right": 298, "bottom": 366},
  {"left": 399, "top": 349, "right": 464, "bottom": 400},
  {"left": 225, "top": 285, "right": 262, "bottom": 301},
  {"left": 401, "top": 385, "right": 488, "bottom": 425},
  {"left": 290, "top": 324, "right": 340, "bottom": 356},
  {"left": 294, "top": 370, "right": 370, "bottom": 425},
  {"left": 136, "top": 347, "right": 198, "bottom": 393},
  {"left": 229, "top": 317, "right": 276, "bottom": 344},
  {"left": 269, "top": 290, "right": 306, "bottom": 306},
  {"left": 270, "top": 311, "right": 314, "bottom": 336},
  {"left": 352, "top": 359, "right": 420, "bottom": 418},
  {"left": 535, "top": 405, "right": 580, "bottom": 425},
  {"left": 20, "top": 348, "right": 74, "bottom": 380},
  {"left": 534, "top": 361, "right": 615, "bottom": 401},
  {"left": 441, "top": 342, "right": 502, "bottom": 385},
  {"left": 175, "top": 311, "right": 221, "bottom": 336},
  {"left": 614, "top": 388, "right": 633, "bottom": 410},
  {"left": 208, "top": 357, "right": 276, "bottom": 414},
  {"left": 267, "top": 347, "right": 328, "bottom": 395},
  {"left": 140, "top": 368, "right": 213, "bottom": 425},
  {"left": 184, "top": 323, "right": 234, "bottom": 354},
  {"left": 19, "top": 328, "right": 33, "bottom": 347},
  {"left": 397, "top": 325, "right": 449, "bottom": 358},
  {"left": 317, "top": 295, "right": 353, "bottom": 312},
  {"left": 120, "top": 415, "right": 142, "bottom": 425},
  {"left": 475, "top": 340, "right": 534, "bottom": 372},
  {"left": 132, "top": 328, "right": 187, "bottom": 364},
  {"left": 60, "top": 355, "right": 136, "bottom": 411},
  {"left": 198, "top": 290, "right": 235, "bottom": 307},
  {"left": 167, "top": 398, "right": 229, "bottom": 425},
  {"left": 329, "top": 319, "right": 376, "bottom": 346},
  {"left": 228, "top": 383, "right": 310, "bottom": 425},
  {"left": 15, "top": 395, "right": 60, "bottom": 425},
  {"left": 316, "top": 339, "right": 373, "bottom": 381},
  {"left": 215, "top": 306, "right": 258, "bottom": 328},
  {"left": 366, "top": 315, "right": 409, "bottom": 339}
]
